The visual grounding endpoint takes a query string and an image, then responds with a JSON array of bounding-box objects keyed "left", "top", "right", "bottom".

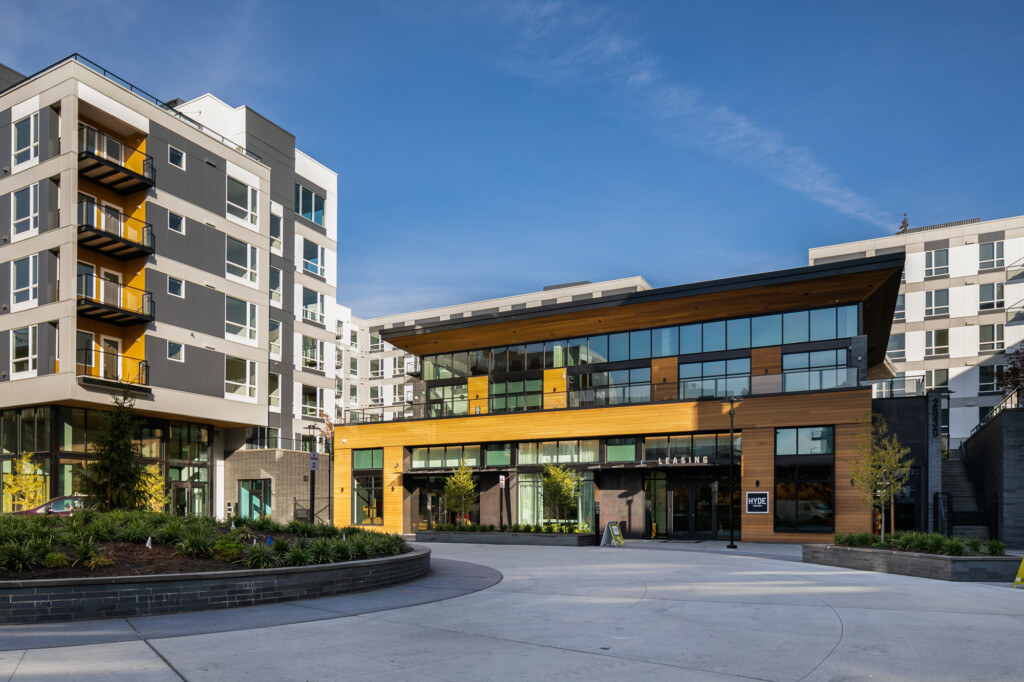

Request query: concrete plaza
[{"left": 1, "top": 540, "right": 1022, "bottom": 681}]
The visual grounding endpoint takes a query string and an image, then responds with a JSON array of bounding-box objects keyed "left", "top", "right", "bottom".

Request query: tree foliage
[
  {"left": 143, "top": 464, "right": 170, "bottom": 512},
  {"left": 896, "top": 213, "right": 910, "bottom": 234},
  {"left": 998, "top": 346, "right": 1024, "bottom": 396},
  {"left": 443, "top": 457, "right": 477, "bottom": 526},
  {"left": 80, "top": 392, "right": 148, "bottom": 511},
  {"left": 542, "top": 464, "right": 579, "bottom": 526},
  {"left": 850, "top": 413, "right": 911, "bottom": 540},
  {"left": 6, "top": 451, "right": 48, "bottom": 511}
]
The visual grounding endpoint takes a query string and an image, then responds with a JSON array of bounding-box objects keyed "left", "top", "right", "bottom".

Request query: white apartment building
[{"left": 810, "top": 215, "right": 1024, "bottom": 447}]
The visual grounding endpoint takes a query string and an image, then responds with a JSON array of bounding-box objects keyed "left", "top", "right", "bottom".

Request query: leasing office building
[
  {"left": 334, "top": 255, "right": 903, "bottom": 542},
  {"left": 0, "top": 56, "right": 338, "bottom": 517}
]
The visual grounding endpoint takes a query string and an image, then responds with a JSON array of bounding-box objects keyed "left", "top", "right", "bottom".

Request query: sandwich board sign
[
  {"left": 1014, "top": 558, "right": 1024, "bottom": 589},
  {"left": 601, "top": 521, "right": 625, "bottom": 547},
  {"left": 746, "top": 491, "right": 769, "bottom": 514}
]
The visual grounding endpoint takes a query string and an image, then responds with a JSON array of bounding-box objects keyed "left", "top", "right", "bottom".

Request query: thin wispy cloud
[{"left": 472, "top": 0, "right": 891, "bottom": 228}]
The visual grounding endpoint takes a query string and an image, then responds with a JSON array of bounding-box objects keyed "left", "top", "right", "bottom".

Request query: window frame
[
  {"left": 925, "top": 249, "right": 949, "bottom": 277},
  {"left": 301, "top": 336, "right": 325, "bottom": 371},
  {"left": 979, "top": 324, "right": 1004, "bottom": 352},
  {"left": 12, "top": 183, "right": 40, "bottom": 239},
  {"left": 168, "top": 145, "right": 186, "bottom": 170},
  {"left": 301, "top": 384, "right": 325, "bottom": 417},
  {"left": 302, "top": 238, "right": 326, "bottom": 278},
  {"left": 979, "top": 241, "right": 1004, "bottom": 270},
  {"left": 301, "top": 287, "right": 325, "bottom": 324},
  {"left": 226, "top": 176, "right": 258, "bottom": 226},
  {"left": 225, "top": 296, "right": 258, "bottom": 344},
  {"left": 925, "top": 329, "right": 949, "bottom": 356},
  {"left": 224, "top": 356, "right": 257, "bottom": 401},
  {"left": 924, "top": 289, "right": 949, "bottom": 317},
  {"left": 11, "top": 254, "right": 38, "bottom": 311},
  {"left": 294, "top": 183, "right": 326, "bottom": 227},
  {"left": 268, "top": 319, "right": 282, "bottom": 359},
  {"left": 269, "top": 266, "right": 282, "bottom": 306},
  {"left": 225, "top": 236, "right": 258, "bottom": 285},
  {"left": 167, "top": 276, "right": 185, "bottom": 299},
  {"left": 268, "top": 372, "right": 281, "bottom": 411},
  {"left": 11, "top": 326, "right": 38, "bottom": 378},
  {"left": 979, "top": 365, "right": 1003, "bottom": 393},
  {"left": 168, "top": 211, "right": 185, "bottom": 235},
  {"left": 12, "top": 112, "right": 39, "bottom": 167},
  {"left": 979, "top": 282, "right": 1004, "bottom": 311},
  {"left": 167, "top": 341, "right": 185, "bottom": 363}
]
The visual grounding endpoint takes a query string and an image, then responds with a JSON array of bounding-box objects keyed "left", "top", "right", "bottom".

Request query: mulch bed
[{"left": 7, "top": 542, "right": 247, "bottom": 581}]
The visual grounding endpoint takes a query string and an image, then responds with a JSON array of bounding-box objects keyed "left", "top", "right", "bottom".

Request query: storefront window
[
  {"left": 775, "top": 426, "right": 835, "bottom": 533},
  {"left": 354, "top": 475, "right": 383, "bottom": 525},
  {"left": 239, "top": 479, "right": 271, "bottom": 520}
]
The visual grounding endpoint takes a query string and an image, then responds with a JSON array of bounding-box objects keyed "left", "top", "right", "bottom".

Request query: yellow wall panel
[
  {"left": 468, "top": 376, "right": 489, "bottom": 415},
  {"left": 543, "top": 368, "right": 567, "bottom": 409}
]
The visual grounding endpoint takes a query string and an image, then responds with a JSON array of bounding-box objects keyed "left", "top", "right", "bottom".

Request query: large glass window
[
  {"left": 224, "top": 356, "right": 257, "bottom": 399},
  {"left": 227, "top": 176, "right": 258, "bottom": 225},
  {"left": 979, "top": 324, "right": 1004, "bottom": 352},
  {"left": 301, "top": 384, "right": 325, "bottom": 417},
  {"left": 353, "top": 475, "right": 383, "bottom": 525},
  {"left": 979, "top": 283, "right": 1004, "bottom": 311},
  {"left": 239, "top": 479, "right": 271, "bottom": 520},
  {"left": 11, "top": 326, "right": 37, "bottom": 376},
  {"left": 925, "top": 249, "right": 948, "bottom": 277},
  {"left": 225, "top": 296, "right": 257, "bottom": 343},
  {"left": 13, "top": 112, "right": 39, "bottom": 166},
  {"left": 783, "top": 310, "right": 809, "bottom": 344},
  {"left": 781, "top": 349, "right": 852, "bottom": 392},
  {"left": 485, "top": 443, "right": 512, "bottom": 466},
  {"left": 353, "top": 448, "right": 384, "bottom": 470},
  {"left": 302, "top": 336, "right": 324, "bottom": 371},
  {"left": 606, "top": 437, "right": 636, "bottom": 462},
  {"left": 679, "top": 358, "right": 750, "bottom": 399},
  {"left": 516, "top": 440, "right": 598, "bottom": 465},
  {"left": 490, "top": 379, "right": 542, "bottom": 413},
  {"left": 751, "top": 314, "right": 782, "bottom": 347},
  {"left": 925, "top": 290, "right": 949, "bottom": 317},
  {"left": 775, "top": 426, "right": 835, "bottom": 533},
  {"left": 925, "top": 329, "right": 949, "bottom": 356},
  {"left": 12, "top": 255, "right": 38, "bottom": 308},
  {"left": 302, "top": 238, "right": 326, "bottom": 277},
  {"left": 302, "top": 287, "right": 325, "bottom": 324},
  {"left": 776, "top": 426, "right": 835, "bottom": 456},
  {"left": 979, "top": 241, "right": 1004, "bottom": 270},
  {"left": 13, "top": 183, "right": 39, "bottom": 236},
  {"left": 979, "top": 365, "right": 1003, "bottom": 393},
  {"left": 652, "top": 327, "right": 678, "bottom": 357},
  {"left": 225, "top": 236, "right": 258, "bottom": 284},
  {"left": 295, "top": 183, "right": 326, "bottom": 227}
]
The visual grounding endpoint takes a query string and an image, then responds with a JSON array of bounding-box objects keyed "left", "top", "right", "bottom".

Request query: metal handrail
[
  {"left": 78, "top": 123, "right": 154, "bottom": 180},
  {"left": 76, "top": 273, "right": 153, "bottom": 317},
  {"left": 242, "top": 436, "right": 321, "bottom": 451},
  {"left": 870, "top": 376, "right": 925, "bottom": 398},
  {"left": 970, "top": 389, "right": 1020, "bottom": 436},
  {"left": 76, "top": 349, "right": 148, "bottom": 385},
  {"left": 1008, "top": 255, "right": 1024, "bottom": 279},
  {"left": 77, "top": 199, "right": 153, "bottom": 248}
]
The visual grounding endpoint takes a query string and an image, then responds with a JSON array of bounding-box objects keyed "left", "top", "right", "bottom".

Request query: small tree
[
  {"left": 998, "top": 346, "right": 1024, "bottom": 396},
  {"left": 80, "top": 392, "right": 148, "bottom": 511},
  {"left": 896, "top": 213, "right": 910, "bottom": 234},
  {"left": 443, "top": 457, "right": 477, "bottom": 526},
  {"left": 142, "top": 464, "right": 170, "bottom": 512},
  {"left": 6, "top": 451, "right": 48, "bottom": 511},
  {"left": 542, "top": 464, "right": 579, "bottom": 528},
  {"left": 850, "top": 413, "right": 911, "bottom": 540}
]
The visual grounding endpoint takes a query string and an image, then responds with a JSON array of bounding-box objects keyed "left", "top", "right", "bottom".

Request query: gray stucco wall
[
  {"left": 148, "top": 203, "right": 224, "bottom": 278},
  {"left": 146, "top": 338, "right": 224, "bottom": 398},
  {"left": 147, "top": 270, "right": 224, "bottom": 337},
  {"left": 148, "top": 122, "right": 227, "bottom": 217}
]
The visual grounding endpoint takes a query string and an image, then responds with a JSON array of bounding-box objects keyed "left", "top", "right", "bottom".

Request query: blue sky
[{"left": 4, "top": 1, "right": 1024, "bottom": 317}]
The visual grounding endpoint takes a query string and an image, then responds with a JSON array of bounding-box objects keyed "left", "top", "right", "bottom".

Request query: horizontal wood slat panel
[
  {"left": 468, "top": 376, "right": 489, "bottom": 415},
  {"left": 651, "top": 357, "right": 678, "bottom": 402},
  {"left": 750, "top": 347, "right": 782, "bottom": 376},
  {"left": 543, "top": 368, "right": 567, "bottom": 409}
]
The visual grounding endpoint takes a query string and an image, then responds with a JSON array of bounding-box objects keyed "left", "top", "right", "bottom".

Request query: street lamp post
[{"left": 721, "top": 396, "right": 742, "bottom": 549}]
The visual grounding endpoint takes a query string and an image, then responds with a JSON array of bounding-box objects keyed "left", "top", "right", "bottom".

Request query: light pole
[{"left": 721, "top": 396, "right": 742, "bottom": 549}]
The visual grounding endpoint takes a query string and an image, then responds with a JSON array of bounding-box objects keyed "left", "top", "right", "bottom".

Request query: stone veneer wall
[{"left": 0, "top": 547, "right": 429, "bottom": 624}]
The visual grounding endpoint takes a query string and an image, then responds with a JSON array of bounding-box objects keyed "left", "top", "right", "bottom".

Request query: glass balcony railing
[
  {"left": 76, "top": 273, "right": 153, "bottom": 324},
  {"left": 870, "top": 376, "right": 925, "bottom": 398},
  {"left": 75, "top": 349, "right": 148, "bottom": 386},
  {"left": 77, "top": 199, "right": 154, "bottom": 257},
  {"left": 78, "top": 123, "right": 154, "bottom": 194},
  {"left": 782, "top": 368, "right": 859, "bottom": 393}
]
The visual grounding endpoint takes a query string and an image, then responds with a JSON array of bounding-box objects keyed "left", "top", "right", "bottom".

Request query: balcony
[
  {"left": 1007, "top": 298, "right": 1024, "bottom": 325},
  {"left": 76, "top": 273, "right": 154, "bottom": 326},
  {"left": 78, "top": 124, "right": 154, "bottom": 195},
  {"left": 870, "top": 376, "right": 925, "bottom": 398},
  {"left": 77, "top": 199, "right": 154, "bottom": 260},
  {"left": 76, "top": 349, "right": 149, "bottom": 392}
]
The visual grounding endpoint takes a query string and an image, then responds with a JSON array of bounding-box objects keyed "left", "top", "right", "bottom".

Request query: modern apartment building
[
  {"left": 333, "top": 255, "right": 903, "bottom": 542},
  {"left": 337, "top": 278, "right": 653, "bottom": 425},
  {"left": 0, "top": 55, "right": 337, "bottom": 520},
  {"left": 809, "top": 215, "right": 1024, "bottom": 448}
]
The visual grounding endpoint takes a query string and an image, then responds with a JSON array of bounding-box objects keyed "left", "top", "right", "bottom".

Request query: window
[
  {"left": 238, "top": 479, "right": 271, "bottom": 520},
  {"left": 294, "top": 183, "right": 326, "bottom": 227},
  {"left": 393, "top": 384, "right": 406, "bottom": 403},
  {"left": 370, "top": 359, "right": 383, "bottom": 377},
  {"left": 925, "top": 369, "right": 949, "bottom": 391},
  {"left": 269, "top": 214, "right": 282, "bottom": 253},
  {"left": 349, "top": 384, "right": 358, "bottom": 402},
  {"left": 168, "top": 212, "right": 185, "bottom": 234},
  {"left": 350, "top": 330, "right": 358, "bottom": 346},
  {"left": 269, "top": 319, "right": 281, "bottom": 358},
  {"left": 302, "top": 336, "right": 324, "bottom": 371},
  {"left": 781, "top": 349, "right": 852, "bottom": 392},
  {"left": 301, "top": 384, "right": 324, "bottom": 417},
  {"left": 606, "top": 437, "right": 637, "bottom": 463},
  {"left": 302, "top": 287, "right": 324, "bottom": 324},
  {"left": 76, "top": 331, "right": 93, "bottom": 368},
  {"left": 225, "top": 356, "right": 257, "bottom": 399},
  {"left": 678, "top": 358, "right": 750, "bottom": 400},
  {"left": 893, "top": 294, "right": 905, "bottom": 321},
  {"left": 887, "top": 332, "right": 905, "bottom": 360},
  {"left": 225, "top": 297, "right": 257, "bottom": 343},
  {"left": 269, "top": 267, "right": 282, "bottom": 306},
  {"left": 168, "top": 146, "right": 185, "bottom": 169},
  {"left": 979, "top": 241, "right": 1004, "bottom": 270},
  {"left": 226, "top": 176, "right": 258, "bottom": 225},
  {"left": 167, "top": 277, "right": 184, "bottom": 298},
  {"left": 774, "top": 426, "right": 835, "bottom": 532},
  {"left": 979, "top": 324, "right": 1004, "bottom": 352},
  {"left": 11, "top": 255, "right": 38, "bottom": 309},
  {"left": 268, "top": 373, "right": 281, "bottom": 409},
  {"left": 13, "top": 183, "right": 39, "bottom": 237},
  {"left": 353, "top": 474, "right": 383, "bottom": 525},
  {"left": 369, "top": 386, "right": 383, "bottom": 405},
  {"left": 925, "top": 249, "right": 949, "bottom": 277},
  {"left": 489, "top": 379, "right": 542, "bottom": 413},
  {"left": 225, "top": 237, "right": 258, "bottom": 284},
  {"left": 11, "top": 326, "right": 37, "bottom": 376},
  {"left": 979, "top": 365, "right": 1003, "bottom": 393},
  {"left": 925, "top": 329, "right": 949, "bottom": 356},
  {"left": 776, "top": 426, "right": 835, "bottom": 456},
  {"left": 167, "top": 341, "right": 184, "bottom": 362},
  {"left": 925, "top": 289, "right": 949, "bottom": 317},
  {"left": 302, "top": 239, "right": 326, "bottom": 277},
  {"left": 349, "top": 358, "right": 358, "bottom": 376},
  {"left": 13, "top": 112, "right": 39, "bottom": 166},
  {"left": 369, "top": 332, "right": 383, "bottom": 352},
  {"left": 354, "top": 448, "right": 384, "bottom": 470},
  {"left": 979, "top": 283, "right": 1004, "bottom": 310}
]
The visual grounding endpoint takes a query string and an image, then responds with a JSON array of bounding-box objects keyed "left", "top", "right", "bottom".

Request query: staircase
[{"left": 941, "top": 458, "right": 990, "bottom": 540}]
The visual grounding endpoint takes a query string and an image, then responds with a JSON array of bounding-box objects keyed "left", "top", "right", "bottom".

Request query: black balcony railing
[
  {"left": 78, "top": 123, "right": 154, "bottom": 194},
  {"left": 75, "top": 348, "right": 148, "bottom": 386},
  {"left": 77, "top": 199, "right": 154, "bottom": 259},
  {"left": 76, "top": 273, "right": 153, "bottom": 325}
]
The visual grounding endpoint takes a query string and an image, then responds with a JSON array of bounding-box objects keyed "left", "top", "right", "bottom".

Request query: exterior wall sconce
[{"left": 755, "top": 480, "right": 760, "bottom": 488}]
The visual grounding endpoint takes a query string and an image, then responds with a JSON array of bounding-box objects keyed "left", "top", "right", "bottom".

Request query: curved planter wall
[
  {"left": 0, "top": 547, "right": 430, "bottom": 625},
  {"left": 803, "top": 544, "right": 1020, "bottom": 582}
]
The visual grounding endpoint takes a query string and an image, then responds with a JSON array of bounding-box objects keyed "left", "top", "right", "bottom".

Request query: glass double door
[{"left": 670, "top": 482, "right": 716, "bottom": 540}]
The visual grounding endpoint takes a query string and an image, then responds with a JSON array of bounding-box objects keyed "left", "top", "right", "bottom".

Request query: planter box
[
  {"left": 803, "top": 544, "right": 1022, "bottom": 582},
  {"left": 0, "top": 547, "right": 430, "bottom": 625},
  {"left": 416, "top": 531, "right": 596, "bottom": 546}
]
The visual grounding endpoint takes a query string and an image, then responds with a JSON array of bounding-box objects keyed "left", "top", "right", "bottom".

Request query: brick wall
[
  {"left": 222, "top": 449, "right": 334, "bottom": 524},
  {"left": 0, "top": 548, "right": 430, "bottom": 625}
]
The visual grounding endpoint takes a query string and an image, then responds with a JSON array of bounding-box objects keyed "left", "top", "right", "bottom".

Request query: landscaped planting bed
[{"left": 416, "top": 522, "right": 597, "bottom": 546}]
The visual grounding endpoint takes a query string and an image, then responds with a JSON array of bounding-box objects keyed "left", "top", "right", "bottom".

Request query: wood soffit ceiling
[{"left": 385, "top": 256, "right": 904, "bottom": 356}]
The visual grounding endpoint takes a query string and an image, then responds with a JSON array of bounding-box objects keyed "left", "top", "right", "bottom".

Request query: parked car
[{"left": 11, "top": 495, "right": 89, "bottom": 516}]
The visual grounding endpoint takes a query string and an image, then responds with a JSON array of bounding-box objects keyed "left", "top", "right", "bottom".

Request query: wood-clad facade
[{"left": 334, "top": 255, "right": 904, "bottom": 542}]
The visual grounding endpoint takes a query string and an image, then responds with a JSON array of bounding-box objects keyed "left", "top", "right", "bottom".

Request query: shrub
[
  {"left": 241, "top": 544, "right": 279, "bottom": 569},
  {"left": 576, "top": 523, "right": 592, "bottom": 534},
  {"left": 832, "top": 533, "right": 850, "bottom": 546},
  {"left": 176, "top": 526, "right": 215, "bottom": 558},
  {"left": 154, "top": 518, "right": 185, "bottom": 544},
  {"left": 332, "top": 538, "right": 354, "bottom": 561},
  {"left": 86, "top": 556, "right": 114, "bottom": 571},
  {"left": 966, "top": 537, "right": 982, "bottom": 554},
  {"left": 118, "top": 518, "right": 154, "bottom": 544},
  {"left": 985, "top": 540, "right": 1006, "bottom": 556},
  {"left": 43, "top": 552, "right": 70, "bottom": 568},
  {"left": 212, "top": 537, "right": 245, "bottom": 562},
  {"left": 307, "top": 538, "right": 335, "bottom": 564},
  {"left": 925, "top": 534, "right": 947, "bottom": 554},
  {"left": 941, "top": 537, "right": 966, "bottom": 556},
  {"left": 72, "top": 540, "right": 99, "bottom": 566},
  {"left": 851, "top": 532, "right": 873, "bottom": 547},
  {"left": 270, "top": 537, "right": 292, "bottom": 557},
  {"left": 1, "top": 542, "right": 40, "bottom": 572},
  {"left": 251, "top": 516, "right": 283, "bottom": 533}
]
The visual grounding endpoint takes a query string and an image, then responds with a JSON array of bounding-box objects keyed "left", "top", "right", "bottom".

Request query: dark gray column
[{"left": 38, "top": 178, "right": 59, "bottom": 233}]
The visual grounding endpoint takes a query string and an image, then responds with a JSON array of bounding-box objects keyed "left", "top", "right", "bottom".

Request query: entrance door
[
  {"left": 670, "top": 482, "right": 717, "bottom": 540},
  {"left": 171, "top": 484, "right": 206, "bottom": 517}
]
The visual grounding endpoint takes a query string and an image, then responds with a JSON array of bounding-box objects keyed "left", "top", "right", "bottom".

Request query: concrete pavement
[{"left": 1, "top": 541, "right": 1022, "bottom": 681}]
